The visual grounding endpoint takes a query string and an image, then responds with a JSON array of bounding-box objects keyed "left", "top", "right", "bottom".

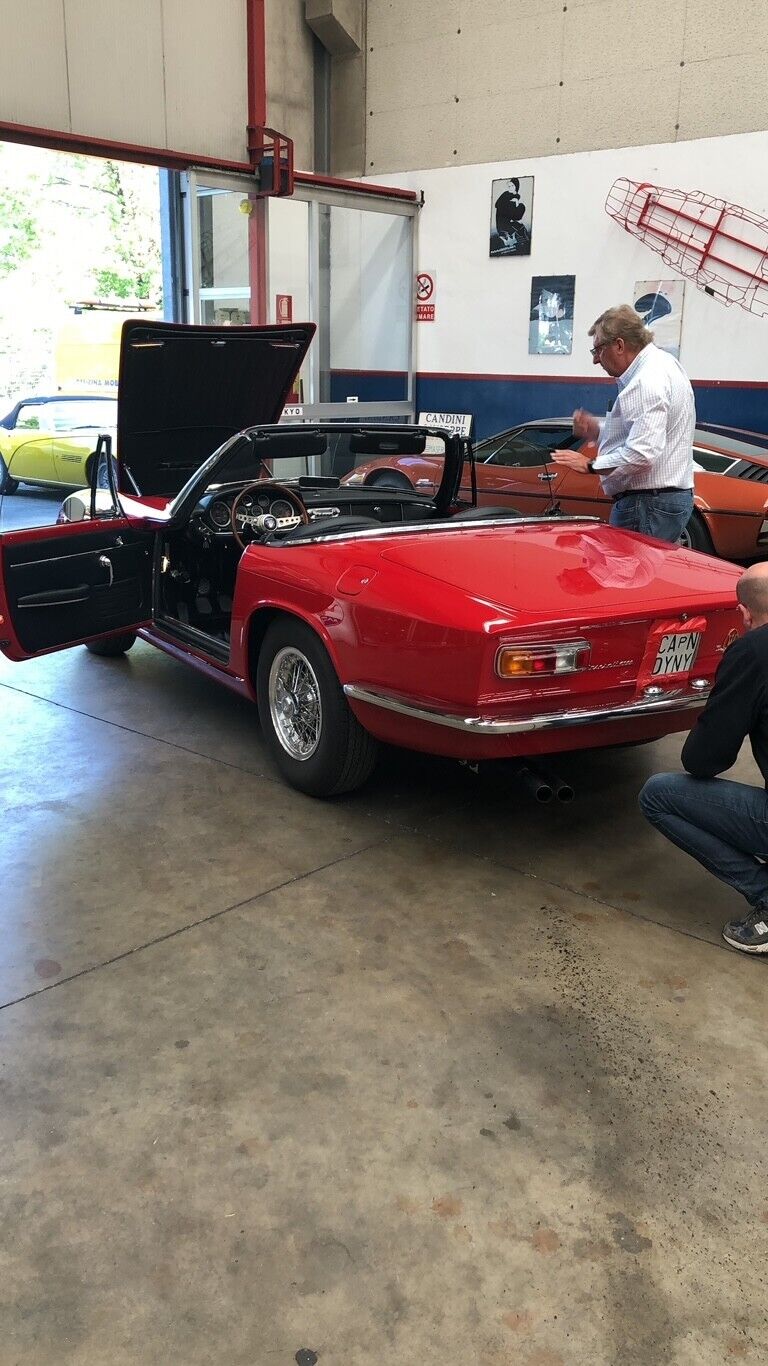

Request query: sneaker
[{"left": 722, "top": 908, "right": 768, "bottom": 954}]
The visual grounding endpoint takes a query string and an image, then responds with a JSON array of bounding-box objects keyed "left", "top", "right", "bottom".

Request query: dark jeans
[
  {"left": 609, "top": 489, "right": 694, "bottom": 543},
  {"left": 639, "top": 772, "right": 768, "bottom": 911}
]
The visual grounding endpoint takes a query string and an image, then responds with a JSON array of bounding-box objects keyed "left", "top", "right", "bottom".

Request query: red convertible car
[
  {"left": 0, "top": 322, "right": 743, "bottom": 797},
  {"left": 345, "top": 418, "right": 768, "bottom": 560}
]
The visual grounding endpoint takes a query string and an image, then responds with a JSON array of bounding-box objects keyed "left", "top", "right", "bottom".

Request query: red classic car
[
  {"left": 0, "top": 322, "right": 743, "bottom": 797},
  {"left": 344, "top": 418, "right": 768, "bottom": 560}
]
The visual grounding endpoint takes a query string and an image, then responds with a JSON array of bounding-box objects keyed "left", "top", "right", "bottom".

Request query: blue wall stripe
[{"left": 330, "top": 372, "right": 768, "bottom": 442}]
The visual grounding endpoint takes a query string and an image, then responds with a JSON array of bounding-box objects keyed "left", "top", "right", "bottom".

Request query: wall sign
[
  {"left": 529, "top": 274, "right": 575, "bottom": 355},
  {"left": 276, "top": 293, "right": 293, "bottom": 323},
  {"left": 490, "top": 177, "right": 534, "bottom": 257},
  {"left": 633, "top": 278, "right": 685, "bottom": 358},
  {"left": 418, "top": 411, "right": 474, "bottom": 438},
  {"left": 415, "top": 270, "right": 436, "bottom": 322}
]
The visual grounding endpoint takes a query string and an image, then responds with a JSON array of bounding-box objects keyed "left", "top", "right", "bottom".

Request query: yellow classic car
[{"left": 0, "top": 394, "right": 117, "bottom": 495}]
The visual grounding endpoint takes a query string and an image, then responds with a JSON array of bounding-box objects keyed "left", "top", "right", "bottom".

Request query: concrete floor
[{"left": 1, "top": 639, "right": 766, "bottom": 1366}]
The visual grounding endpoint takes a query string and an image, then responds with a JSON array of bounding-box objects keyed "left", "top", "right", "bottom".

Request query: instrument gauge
[
  {"left": 209, "top": 499, "right": 232, "bottom": 529},
  {"left": 270, "top": 499, "right": 295, "bottom": 520}
]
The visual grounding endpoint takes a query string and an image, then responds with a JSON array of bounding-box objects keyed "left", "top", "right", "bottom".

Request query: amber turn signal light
[{"left": 496, "top": 640, "right": 590, "bottom": 679}]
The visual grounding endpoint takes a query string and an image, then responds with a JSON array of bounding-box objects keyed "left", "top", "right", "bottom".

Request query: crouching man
[{"left": 639, "top": 562, "right": 768, "bottom": 954}]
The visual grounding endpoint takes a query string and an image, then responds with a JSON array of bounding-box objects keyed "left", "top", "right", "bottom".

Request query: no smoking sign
[{"left": 415, "top": 270, "right": 436, "bottom": 322}]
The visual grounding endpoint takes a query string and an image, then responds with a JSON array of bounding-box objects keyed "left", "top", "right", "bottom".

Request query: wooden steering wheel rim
[{"left": 231, "top": 481, "right": 309, "bottom": 552}]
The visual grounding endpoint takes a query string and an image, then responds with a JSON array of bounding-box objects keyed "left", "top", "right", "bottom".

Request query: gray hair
[{"left": 589, "top": 305, "right": 653, "bottom": 351}]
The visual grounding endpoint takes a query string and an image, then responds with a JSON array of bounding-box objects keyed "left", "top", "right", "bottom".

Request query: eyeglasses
[{"left": 590, "top": 339, "right": 612, "bottom": 357}]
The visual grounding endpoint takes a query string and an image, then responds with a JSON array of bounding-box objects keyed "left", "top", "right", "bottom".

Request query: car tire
[
  {"left": 0, "top": 454, "right": 19, "bottom": 495},
  {"left": 365, "top": 470, "right": 414, "bottom": 491},
  {"left": 680, "top": 510, "right": 714, "bottom": 554},
  {"left": 85, "top": 631, "right": 137, "bottom": 657},
  {"left": 257, "top": 617, "right": 378, "bottom": 796}
]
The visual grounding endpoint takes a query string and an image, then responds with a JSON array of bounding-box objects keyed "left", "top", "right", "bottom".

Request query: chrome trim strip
[
  {"left": 280, "top": 515, "right": 600, "bottom": 547},
  {"left": 343, "top": 683, "right": 712, "bottom": 735}
]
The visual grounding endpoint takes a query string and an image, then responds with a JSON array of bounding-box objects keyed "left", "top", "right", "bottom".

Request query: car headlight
[{"left": 496, "top": 639, "right": 591, "bottom": 679}]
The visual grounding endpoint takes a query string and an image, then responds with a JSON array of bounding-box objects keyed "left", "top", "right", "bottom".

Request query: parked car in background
[
  {"left": 0, "top": 321, "right": 745, "bottom": 800},
  {"left": 344, "top": 418, "right": 768, "bottom": 560},
  {"left": 0, "top": 394, "right": 117, "bottom": 494}
]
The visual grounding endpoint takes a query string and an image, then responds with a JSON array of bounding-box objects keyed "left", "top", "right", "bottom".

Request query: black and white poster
[
  {"left": 490, "top": 177, "right": 533, "bottom": 257},
  {"left": 529, "top": 275, "right": 575, "bottom": 355}
]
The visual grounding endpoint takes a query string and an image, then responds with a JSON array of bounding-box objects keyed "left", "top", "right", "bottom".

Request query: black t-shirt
[{"left": 682, "top": 623, "right": 768, "bottom": 785}]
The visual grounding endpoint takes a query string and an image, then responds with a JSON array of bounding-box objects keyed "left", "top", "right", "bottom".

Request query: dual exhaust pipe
[
  {"left": 512, "top": 761, "right": 575, "bottom": 804},
  {"left": 459, "top": 758, "right": 575, "bottom": 802}
]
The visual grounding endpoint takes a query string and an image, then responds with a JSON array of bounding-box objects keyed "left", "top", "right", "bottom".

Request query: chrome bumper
[{"left": 343, "top": 682, "right": 711, "bottom": 736}]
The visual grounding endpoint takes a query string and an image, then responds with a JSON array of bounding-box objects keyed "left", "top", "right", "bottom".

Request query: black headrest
[
  {"left": 348, "top": 432, "right": 426, "bottom": 456},
  {"left": 452, "top": 505, "right": 524, "bottom": 520},
  {"left": 278, "top": 515, "right": 380, "bottom": 542}
]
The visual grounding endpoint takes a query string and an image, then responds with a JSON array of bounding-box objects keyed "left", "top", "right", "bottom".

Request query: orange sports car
[{"left": 344, "top": 419, "right": 768, "bottom": 559}]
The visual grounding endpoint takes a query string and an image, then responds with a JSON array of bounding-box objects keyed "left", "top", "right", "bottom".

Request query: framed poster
[
  {"left": 490, "top": 177, "right": 533, "bottom": 257},
  {"left": 529, "top": 275, "right": 575, "bottom": 355},
  {"left": 633, "top": 279, "right": 685, "bottom": 357}
]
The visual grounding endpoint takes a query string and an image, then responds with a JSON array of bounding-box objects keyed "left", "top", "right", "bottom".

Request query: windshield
[
  {"left": 207, "top": 426, "right": 452, "bottom": 496},
  {"left": 17, "top": 398, "right": 117, "bottom": 432}
]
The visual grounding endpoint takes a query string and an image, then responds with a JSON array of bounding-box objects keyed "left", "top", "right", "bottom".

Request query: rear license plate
[{"left": 652, "top": 631, "right": 702, "bottom": 676}]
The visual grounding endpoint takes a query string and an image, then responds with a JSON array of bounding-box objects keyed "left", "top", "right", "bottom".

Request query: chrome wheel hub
[{"left": 268, "top": 646, "right": 322, "bottom": 761}]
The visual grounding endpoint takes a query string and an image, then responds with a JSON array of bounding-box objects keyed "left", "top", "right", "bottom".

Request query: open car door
[{"left": 0, "top": 516, "right": 155, "bottom": 661}]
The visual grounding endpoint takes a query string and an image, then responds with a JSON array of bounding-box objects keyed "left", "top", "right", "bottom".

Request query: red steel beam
[{"left": 0, "top": 119, "right": 252, "bottom": 174}]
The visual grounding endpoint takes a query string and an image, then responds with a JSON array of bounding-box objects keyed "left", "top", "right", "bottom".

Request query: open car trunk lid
[{"left": 116, "top": 320, "right": 315, "bottom": 497}]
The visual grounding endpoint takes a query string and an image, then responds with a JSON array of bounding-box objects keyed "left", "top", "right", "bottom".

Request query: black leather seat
[
  {"left": 278, "top": 515, "right": 381, "bottom": 541},
  {"left": 452, "top": 505, "right": 524, "bottom": 520}
]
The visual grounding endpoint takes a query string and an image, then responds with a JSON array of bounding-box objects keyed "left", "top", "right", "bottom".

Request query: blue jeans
[
  {"left": 639, "top": 772, "right": 768, "bottom": 911},
  {"left": 609, "top": 489, "right": 694, "bottom": 542}
]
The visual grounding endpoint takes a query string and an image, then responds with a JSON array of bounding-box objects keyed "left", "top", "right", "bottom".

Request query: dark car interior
[{"left": 155, "top": 425, "right": 478, "bottom": 652}]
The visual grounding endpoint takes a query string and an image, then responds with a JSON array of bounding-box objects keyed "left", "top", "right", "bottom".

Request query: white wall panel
[
  {"left": 66, "top": 0, "right": 167, "bottom": 149},
  {"left": 0, "top": 0, "right": 315, "bottom": 171},
  {"left": 683, "top": 0, "right": 768, "bottom": 61},
  {"left": 459, "top": 11, "right": 563, "bottom": 99},
  {"left": 368, "top": 0, "right": 460, "bottom": 48},
  {"left": 557, "top": 70, "right": 681, "bottom": 155},
  {"left": 375, "top": 130, "right": 768, "bottom": 384},
  {"left": 0, "top": 0, "right": 70, "bottom": 130},
  {"left": 361, "top": 0, "right": 768, "bottom": 173},
  {"left": 678, "top": 52, "right": 768, "bottom": 141},
  {"left": 564, "top": 0, "right": 687, "bottom": 78},
  {"left": 162, "top": 0, "right": 248, "bottom": 163}
]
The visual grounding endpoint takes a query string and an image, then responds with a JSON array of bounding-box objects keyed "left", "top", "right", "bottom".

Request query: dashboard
[{"left": 193, "top": 482, "right": 439, "bottom": 538}]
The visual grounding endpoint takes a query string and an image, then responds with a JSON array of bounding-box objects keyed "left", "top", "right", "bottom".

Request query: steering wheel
[{"left": 231, "top": 481, "right": 309, "bottom": 552}]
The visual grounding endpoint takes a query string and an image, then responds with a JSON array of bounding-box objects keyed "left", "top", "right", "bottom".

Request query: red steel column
[{"left": 246, "top": 0, "right": 268, "bottom": 323}]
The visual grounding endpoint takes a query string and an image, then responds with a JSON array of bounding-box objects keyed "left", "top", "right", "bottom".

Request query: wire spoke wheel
[{"left": 268, "top": 645, "right": 322, "bottom": 760}]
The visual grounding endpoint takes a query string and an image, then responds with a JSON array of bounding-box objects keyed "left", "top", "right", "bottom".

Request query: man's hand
[
  {"left": 552, "top": 449, "right": 592, "bottom": 473},
  {"left": 572, "top": 408, "right": 600, "bottom": 441}
]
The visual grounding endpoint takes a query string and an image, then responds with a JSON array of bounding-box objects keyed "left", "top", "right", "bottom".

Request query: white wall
[
  {"left": 385, "top": 131, "right": 768, "bottom": 384},
  {"left": 363, "top": 0, "right": 768, "bottom": 176}
]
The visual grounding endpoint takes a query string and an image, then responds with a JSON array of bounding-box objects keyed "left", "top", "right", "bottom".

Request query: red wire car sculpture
[{"left": 606, "top": 178, "right": 768, "bottom": 318}]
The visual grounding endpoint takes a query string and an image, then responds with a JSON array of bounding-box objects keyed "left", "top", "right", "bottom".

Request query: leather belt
[{"left": 612, "top": 487, "right": 693, "bottom": 503}]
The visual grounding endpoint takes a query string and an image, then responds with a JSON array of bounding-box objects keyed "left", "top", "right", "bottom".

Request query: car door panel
[
  {"left": 7, "top": 433, "right": 56, "bottom": 482},
  {"left": 550, "top": 467, "right": 609, "bottom": 521},
  {"left": 53, "top": 433, "right": 93, "bottom": 486},
  {"left": 474, "top": 425, "right": 577, "bottom": 514},
  {"left": 0, "top": 523, "right": 154, "bottom": 657}
]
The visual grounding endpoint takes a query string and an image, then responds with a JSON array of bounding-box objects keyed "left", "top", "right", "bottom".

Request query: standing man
[
  {"left": 639, "top": 562, "right": 768, "bottom": 954},
  {"left": 553, "top": 304, "right": 695, "bottom": 543}
]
